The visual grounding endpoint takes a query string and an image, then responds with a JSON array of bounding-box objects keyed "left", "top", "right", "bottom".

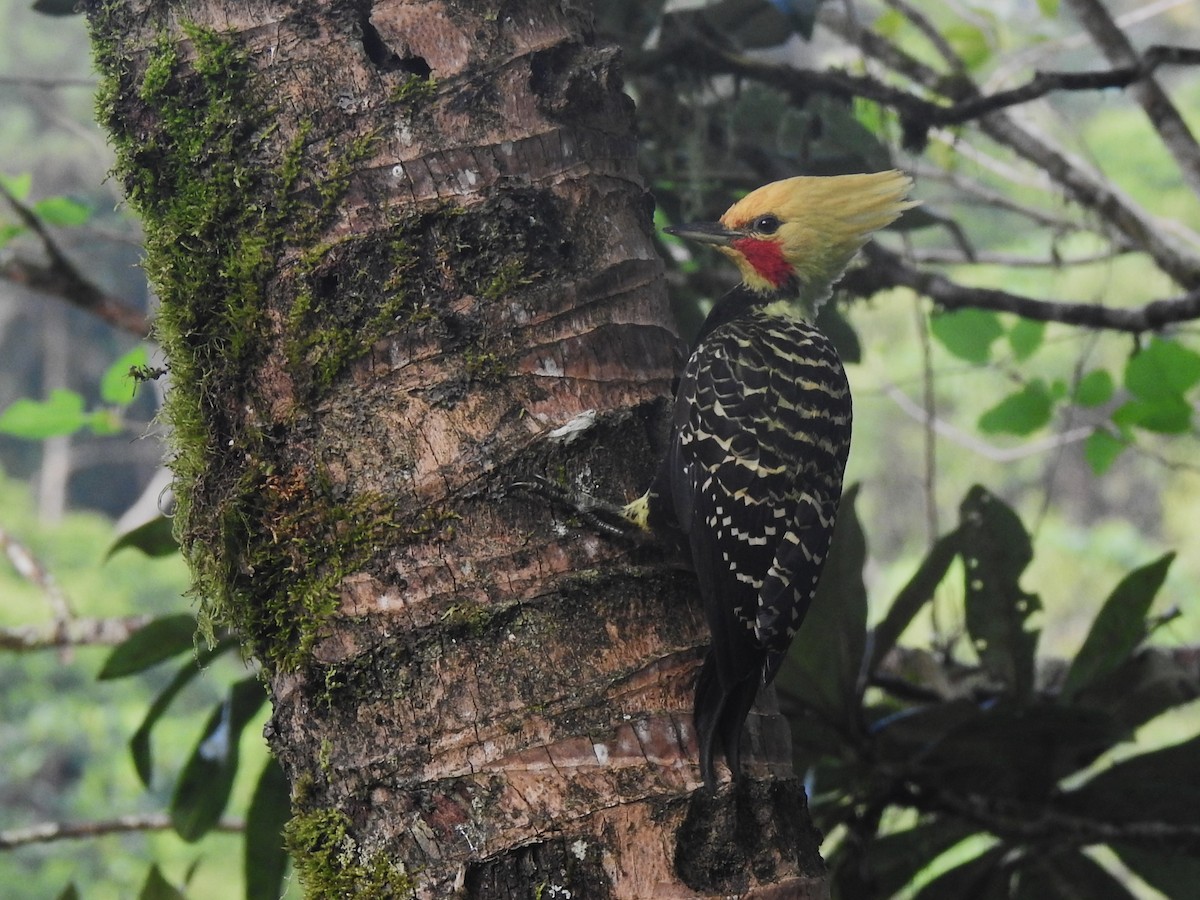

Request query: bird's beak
[{"left": 663, "top": 221, "right": 740, "bottom": 247}]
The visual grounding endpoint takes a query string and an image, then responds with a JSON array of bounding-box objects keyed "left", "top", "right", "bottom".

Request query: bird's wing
[
  {"left": 756, "top": 488, "right": 841, "bottom": 683},
  {"left": 673, "top": 330, "right": 791, "bottom": 688}
]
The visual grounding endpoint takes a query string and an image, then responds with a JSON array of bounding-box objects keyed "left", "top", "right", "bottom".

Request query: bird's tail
[{"left": 693, "top": 650, "right": 762, "bottom": 789}]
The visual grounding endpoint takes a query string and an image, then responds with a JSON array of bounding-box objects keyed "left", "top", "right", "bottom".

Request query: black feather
[{"left": 643, "top": 283, "right": 852, "bottom": 786}]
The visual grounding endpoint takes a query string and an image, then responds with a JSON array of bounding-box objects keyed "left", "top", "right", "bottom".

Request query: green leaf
[
  {"left": 959, "top": 486, "right": 1040, "bottom": 697},
  {"left": 832, "top": 818, "right": 980, "bottom": 900},
  {"left": 87, "top": 408, "right": 124, "bottom": 436},
  {"left": 171, "top": 677, "right": 268, "bottom": 842},
  {"left": 101, "top": 346, "right": 150, "bottom": 405},
  {"left": 1073, "top": 647, "right": 1200, "bottom": 735},
  {"left": 1007, "top": 318, "right": 1044, "bottom": 361},
  {"left": 138, "top": 865, "right": 186, "bottom": 900},
  {"left": 1084, "top": 429, "right": 1125, "bottom": 474},
  {"left": 930, "top": 309, "right": 1004, "bottom": 364},
  {"left": 0, "top": 389, "right": 88, "bottom": 438},
  {"left": 873, "top": 8, "right": 905, "bottom": 39},
  {"left": 32, "top": 195, "right": 92, "bottom": 227},
  {"left": 1075, "top": 369, "right": 1114, "bottom": 407},
  {"left": 870, "top": 528, "right": 960, "bottom": 671},
  {"left": 943, "top": 23, "right": 991, "bottom": 71},
  {"left": 0, "top": 172, "right": 32, "bottom": 200},
  {"left": 775, "top": 485, "right": 867, "bottom": 734},
  {"left": 874, "top": 700, "right": 1120, "bottom": 799},
  {"left": 98, "top": 614, "right": 198, "bottom": 680},
  {"left": 1036, "top": 0, "right": 1060, "bottom": 17},
  {"left": 914, "top": 844, "right": 1009, "bottom": 900},
  {"left": 977, "top": 380, "right": 1053, "bottom": 435},
  {"left": 1113, "top": 844, "right": 1200, "bottom": 900},
  {"left": 245, "top": 757, "right": 292, "bottom": 900},
  {"left": 1063, "top": 734, "right": 1200, "bottom": 825},
  {"left": 130, "top": 637, "right": 239, "bottom": 787},
  {"left": 1014, "top": 850, "right": 1137, "bottom": 899},
  {"left": 0, "top": 222, "right": 26, "bottom": 246},
  {"left": 1112, "top": 396, "right": 1192, "bottom": 434},
  {"left": 1125, "top": 337, "right": 1200, "bottom": 400},
  {"left": 1060, "top": 553, "right": 1174, "bottom": 702},
  {"left": 107, "top": 516, "right": 180, "bottom": 560}
]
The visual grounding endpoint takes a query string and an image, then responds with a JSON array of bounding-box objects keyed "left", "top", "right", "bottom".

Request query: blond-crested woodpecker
[{"left": 625, "top": 171, "right": 917, "bottom": 786}]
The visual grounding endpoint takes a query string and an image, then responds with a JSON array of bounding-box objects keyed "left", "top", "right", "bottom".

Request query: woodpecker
[{"left": 625, "top": 171, "right": 917, "bottom": 786}]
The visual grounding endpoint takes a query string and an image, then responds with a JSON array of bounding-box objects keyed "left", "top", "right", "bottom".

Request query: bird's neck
[{"left": 694, "top": 278, "right": 811, "bottom": 344}]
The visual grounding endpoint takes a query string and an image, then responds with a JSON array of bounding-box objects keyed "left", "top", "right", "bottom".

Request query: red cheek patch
[{"left": 730, "top": 237, "right": 792, "bottom": 287}]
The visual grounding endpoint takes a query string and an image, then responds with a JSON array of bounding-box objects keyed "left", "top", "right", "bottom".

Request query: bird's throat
[{"left": 730, "top": 236, "right": 793, "bottom": 291}]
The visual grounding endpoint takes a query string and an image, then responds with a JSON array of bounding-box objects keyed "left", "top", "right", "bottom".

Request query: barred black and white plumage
[{"left": 625, "top": 171, "right": 916, "bottom": 786}]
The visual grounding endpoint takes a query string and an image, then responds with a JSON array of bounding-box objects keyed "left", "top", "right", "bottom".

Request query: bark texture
[{"left": 86, "top": 0, "right": 826, "bottom": 895}]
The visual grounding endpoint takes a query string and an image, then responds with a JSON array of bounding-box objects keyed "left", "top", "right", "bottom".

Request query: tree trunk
[{"left": 86, "top": 0, "right": 826, "bottom": 895}]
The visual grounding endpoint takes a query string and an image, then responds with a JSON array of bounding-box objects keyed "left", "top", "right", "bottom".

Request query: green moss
[
  {"left": 464, "top": 348, "right": 508, "bottom": 382},
  {"left": 88, "top": 21, "right": 398, "bottom": 668},
  {"left": 90, "top": 14, "right": 571, "bottom": 674},
  {"left": 440, "top": 602, "right": 493, "bottom": 637},
  {"left": 389, "top": 75, "right": 437, "bottom": 107},
  {"left": 482, "top": 257, "right": 535, "bottom": 301},
  {"left": 284, "top": 230, "right": 421, "bottom": 392},
  {"left": 284, "top": 808, "right": 415, "bottom": 898},
  {"left": 229, "top": 474, "right": 402, "bottom": 671},
  {"left": 318, "top": 738, "right": 333, "bottom": 774}
]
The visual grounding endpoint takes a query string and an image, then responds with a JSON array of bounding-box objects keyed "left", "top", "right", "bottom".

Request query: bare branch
[
  {"left": 908, "top": 247, "right": 1129, "bottom": 268},
  {"left": 0, "top": 525, "right": 74, "bottom": 622},
  {"left": 0, "top": 75, "right": 98, "bottom": 90},
  {"left": 1064, "top": 0, "right": 1200, "bottom": 196},
  {"left": 856, "top": 243, "right": 1200, "bottom": 334},
  {"left": 908, "top": 781, "right": 1200, "bottom": 854},
  {"left": 0, "top": 182, "right": 151, "bottom": 337},
  {"left": 882, "top": 382, "right": 1094, "bottom": 462},
  {"left": 820, "top": 11, "right": 1200, "bottom": 288},
  {"left": 883, "top": 0, "right": 967, "bottom": 77},
  {"left": 0, "top": 814, "right": 243, "bottom": 849},
  {"left": 0, "top": 615, "right": 152, "bottom": 652}
]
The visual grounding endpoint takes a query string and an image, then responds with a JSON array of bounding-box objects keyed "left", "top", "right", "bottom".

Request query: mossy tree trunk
[{"left": 86, "top": 0, "right": 825, "bottom": 895}]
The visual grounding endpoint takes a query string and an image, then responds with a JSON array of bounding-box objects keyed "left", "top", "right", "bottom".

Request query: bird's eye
[{"left": 752, "top": 215, "right": 781, "bottom": 235}]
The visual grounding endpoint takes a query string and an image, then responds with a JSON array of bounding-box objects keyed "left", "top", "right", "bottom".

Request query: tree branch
[
  {"left": 0, "top": 814, "right": 242, "bottom": 849},
  {"left": 907, "top": 781, "right": 1200, "bottom": 854},
  {"left": 855, "top": 242, "right": 1200, "bottom": 333},
  {"left": 881, "top": 381, "right": 1094, "bottom": 462},
  {"left": 0, "top": 525, "right": 74, "bottom": 622},
  {"left": 820, "top": 11, "right": 1200, "bottom": 289},
  {"left": 0, "top": 182, "right": 151, "bottom": 337},
  {"left": 0, "top": 615, "right": 152, "bottom": 652},
  {"left": 1064, "top": 0, "right": 1200, "bottom": 196}
]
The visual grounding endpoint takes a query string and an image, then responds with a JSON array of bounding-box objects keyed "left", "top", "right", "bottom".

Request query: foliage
[
  {"left": 0, "top": 347, "right": 148, "bottom": 439},
  {"left": 777, "top": 488, "right": 1198, "bottom": 898}
]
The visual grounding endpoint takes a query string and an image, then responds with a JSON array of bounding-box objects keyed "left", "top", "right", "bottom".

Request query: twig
[
  {"left": 913, "top": 297, "right": 939, "bottom": 541},
  {"left": 0, "top": 525, "right": 74, "bottom": 622},
  {"left": 819, "top": 11, "right": 1200, "bottom": 288},
  {"left": 0, "top": 182, "right": 151, "bottom": 337},
  {"left": 0, "top": 75, "right": 98, "bottom": 90},
  {"left": 883, "top": 0, "right": 967, "bottom": 77},
  {"left": 907, "top": 782, "right": 1200, "bottom": 854},
  {"left": 0, "top": 814, "right": 243, "bottom": 849},
  {"left": 881, "top": 382, "right": 1093, "bottom": 463},
  {"left": 857, "top": 243, "right": 1200, "bottom": 334},
  {"left": 0, "top": 615, "right": 152, "bottom": 652},
  {"left": 1064, "top": 0, "right": 1200, "bottom": 196},
  {"left": 908, "top": 247, "right": 1129, "bottom": 268}
]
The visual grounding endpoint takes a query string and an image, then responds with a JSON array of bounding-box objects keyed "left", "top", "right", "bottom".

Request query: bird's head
[{"left": 665, "top": 171, "right": 917, "bottom": 319}]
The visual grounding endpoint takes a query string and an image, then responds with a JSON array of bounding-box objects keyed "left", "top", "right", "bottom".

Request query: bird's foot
[{"left": 508, "top": 475, "right": 644, "bottom": 540}]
